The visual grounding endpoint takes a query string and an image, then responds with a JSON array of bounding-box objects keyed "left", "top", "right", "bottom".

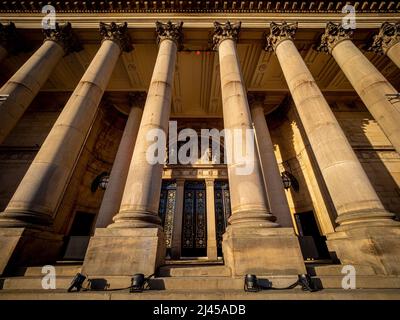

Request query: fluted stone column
[
  {"left": 212, "top": 21, "right": 305, "bottom": 276},
  {"left": 267, "top": 22, "right": 400, "bottom": 275},
  {"left": 0, "top": 22, "right": 81, "bottom": 144},
  {"left": 82, "top": 21, "right": 183, "bottom": 277},
  {"left": 369, "top": 22, "right": 400, "bottom": 69},
  {"left": 0, "top": 22, "right": 132, "bottom": 274},
  {"left": 318, "top": 22, "right": 400, "bottom": 155},
  {"left": 248, "top": 92, "right": 293, "bottom": 228},
  {"left": 95, "top": 92, "right": 145, "bottom": 228}
]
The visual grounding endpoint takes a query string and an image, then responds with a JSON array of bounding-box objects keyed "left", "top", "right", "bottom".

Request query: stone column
[
  {"left": 171, "top": 178, "right": 185, "bottom": 259},
  {"left": 0, "top": 22, "right": 81, "bottom": 144},
  {"left": 0, "top": 22, "right": 132, "bottom": 275},
  {"left": 369, "top": 22, "right": 400, "bottom": 69},
  {"left": 267, "top": 22, "right": 400, "bottom": 275},
  {"left": 95, "top": 92, "right": 145, "bottom": 228},
  {"left": 212, "top": 21, "right": 305, "bottom": 276},
  {"left": 318, "top": 22, "right": 400, "bottom": 154},
  {"left": 248, "top": 92, "right": 293, "bottom": 228},
  {"left": 82, "top": 21, "right": 183, "bottom": 277},
  {"left": 205, "top": 179, "right": 218, "bottom": 260}
]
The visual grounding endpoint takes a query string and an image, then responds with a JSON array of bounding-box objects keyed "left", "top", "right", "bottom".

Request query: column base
[
  {"left": 327, "top": 225, "right": 400, "bottom": 275},
  {"left": 207, "top": 245, "right": 218, "bottom": 260},
  {"left": 82, "top": 227, "right": 165, "bottom": 276},
  {"left": 0, "top": 228, "right": 64, "bottom": 276},
  {"left": 222, "top": 226, "right": 306, "bottom": 276}
]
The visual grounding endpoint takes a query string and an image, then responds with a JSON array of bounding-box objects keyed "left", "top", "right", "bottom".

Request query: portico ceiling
[{"left": 0, "top": 24, "right": 399, "bottom": 117}]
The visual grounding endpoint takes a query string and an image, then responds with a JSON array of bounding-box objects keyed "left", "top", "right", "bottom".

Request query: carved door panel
[
  {"left": 182, "top": 181, "right": 207, "bottom": 257},
  {"left": 158, "top": 180, "right": 176, "bottom": 257}
]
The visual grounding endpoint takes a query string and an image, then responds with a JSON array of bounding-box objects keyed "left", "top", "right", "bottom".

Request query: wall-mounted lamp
[
  {"left": 281, "top": 171, "right": 299, "bottom": 192},
  {"left": 91, "top": 172, "right": 109, "bottom": 192}
]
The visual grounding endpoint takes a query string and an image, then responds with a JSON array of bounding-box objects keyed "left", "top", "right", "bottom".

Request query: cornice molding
[{"left": 0, "top": 1, "right": 399, "bottom": 14}]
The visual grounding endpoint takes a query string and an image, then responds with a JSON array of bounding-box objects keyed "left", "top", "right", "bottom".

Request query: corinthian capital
[
  {"left": 212, "top": 21, "right": 241, "bottom": 50},
  {"left": 368, "top": 22, "right": 400, "bottom": 55},
  {"left": 100, "top": 22, "right": 133, "bottom": 53},
  {"left": 317, "top": 22, "right": 354, "bottom": 54},
  {"left": 265, "top": 22, "right": 298, "bottom": 52},
  {"left": 155, "top": 21, "right": 184, "bottom": 48},
  {"left": 0, "top": 22, "right": 20, "bottom": 53},
  {"left": 43, "top": 22, "right": 82, "bottom": 55},
  {"left": 128, "top": 91, "right": 147, "bottom": 109},
  {"left": 247, "top": 92, "right": 267, "bottom": 108}
]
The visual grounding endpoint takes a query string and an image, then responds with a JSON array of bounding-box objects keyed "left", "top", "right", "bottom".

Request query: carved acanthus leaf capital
[
  {"left": 247, "top": 92, "right": 267, "bottom": 108},
  {"left": 317, "top": 22, "right": 354, "bottom": 54},
  {"left": 212, "top": 21, "right": 241, "bottom": 50},
  {"left": 128, "top": 91, "right": 147, "bottom": 109},
  {"left": 100, "top": 21, "right": 133, "bottom": 53},
  {"left": 43, "top": 22, "right": 82, "bottom": 55},
  {"left": 0, "top": 22, "right": 20, "bottom": 53},
  {"left": 368, "top": 22, "right": 400, "bottom": 55},
  {"left": 265, "top": 22, "right": 298, "bottom": 52},
  {"left": 155, "top": 21, "right": 184, "bottom": 49}
]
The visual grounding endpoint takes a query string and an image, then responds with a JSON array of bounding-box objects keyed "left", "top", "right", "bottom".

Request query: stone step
[
  {"left": 164, "top": 259, "right": 224, "bottom": 265},
  {"left": 2, "top": 288, "right": 400, "bottom": 300},
  {"left": 3, "top": 273, "right": 400, "bottom": 291},
  {"left": 311, "top": 275, "right": 400, "bottom": 289},
  {"left": 0, "top": 275, "right": 299, "bottom": 291},
  {"left": 158, "top": 265, "right": 231, "bottom": 277},
  {"left": 13, "top": 265, "right": 82, "bottom": 277},
  {"left": 307, "top": 264, "right": 377, "bottom": 276}
]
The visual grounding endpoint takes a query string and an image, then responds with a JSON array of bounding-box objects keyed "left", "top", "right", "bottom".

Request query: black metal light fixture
[
  {"left": 98, "top": 175, "right": 109, "bottom": 190},
  {"left": 244, "top": 274, "right": 260, "bottom": 292},
  {"left": 281, "top": 171, "right": 300, "bottom": 192},
  {"left": 91, "top": 172, "right": 109, "bottom": 192},
  {"left": 67, "top": 273, "right": 87, "bottom": 292},
  {"left": 130, "top": 273, "right": 146, "bottom": 292},
  {"left": 281, "top": 171, "right": 292, "bottom": 189}
]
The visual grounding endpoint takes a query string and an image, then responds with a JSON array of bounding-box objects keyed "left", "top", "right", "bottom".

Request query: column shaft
[
  {"left": 0, "top": 25, "right": 127, "bottom": 229},
  {"left": 268, "top": 22, "right": 395, "bottom": 230},
  {"left": 319, "top": 22, "right": 400, "bottom": 154},
  {"left": 0, "top": 23, "right": 80, "bottom": 144},
  {"left": 110, "top": 34, "right": 179, "bottom": 229},
  {"left": 0, "top": 41, "right": 64, "bottom": 143},
  {"left": 332, "top": 41, "right": 400, "bottom": 153},
  {"left": 387, "top": 42, "right": 400, "bottom": 68},
  {"left": 95, "top": 104, "right": 143, "bottom": 228},
  {"left": 206, "top": 179, "right": 218, "bottom": 260},
  {"left": 251, "top": 104, "right": 292, "bottom": 227},
  {"left": 216, "top": 36, "right": 277, "bottom": 229}
]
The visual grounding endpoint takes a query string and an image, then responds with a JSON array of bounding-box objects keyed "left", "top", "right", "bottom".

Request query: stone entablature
[
  {"left": 163, "top": 165, "right": 228, "bottom": 180},
  {"left": 0, "top": 0, "right": 398, "bottom": 13}
]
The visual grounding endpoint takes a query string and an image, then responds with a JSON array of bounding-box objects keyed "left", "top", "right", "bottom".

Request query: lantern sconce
[
  {"left": 281, "top": 171, "right": 299, "bottom": 192},
  {"left": 91, "top": 172, "right": 109, "bottom": 192}
]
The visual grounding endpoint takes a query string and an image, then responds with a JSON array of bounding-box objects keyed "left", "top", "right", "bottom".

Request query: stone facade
[{"left": 0, "top": 0, "right": 399, "bottom": 296}]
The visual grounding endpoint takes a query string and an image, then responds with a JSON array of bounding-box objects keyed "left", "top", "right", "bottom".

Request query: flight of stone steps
[{"left": 1, "top": 261, "right": 400, "bottom": 292}]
